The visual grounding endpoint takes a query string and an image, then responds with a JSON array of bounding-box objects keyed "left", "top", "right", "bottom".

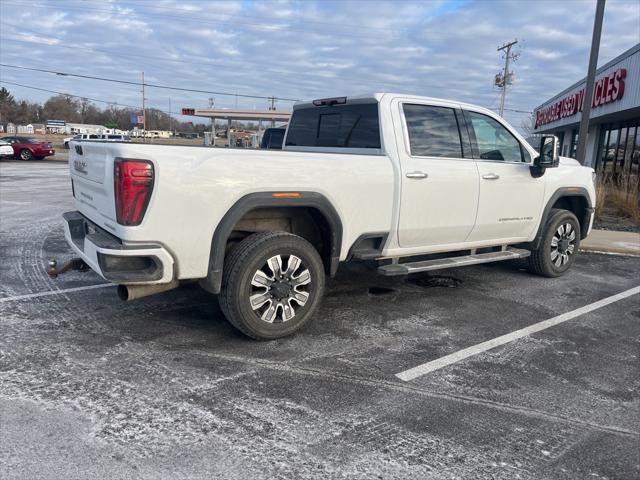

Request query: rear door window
[
  {"left": 403, "top": 104, "right": 464, "bottom": 158},
  {"left": 285, "top": 103, "right": 380, "bottom": 149}
]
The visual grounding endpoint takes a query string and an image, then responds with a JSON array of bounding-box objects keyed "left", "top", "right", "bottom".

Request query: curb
[
  {"left": 580, "top": 230, "right": 640, "bottom": 256},
  {"left": 580, "top": 248, "right": 640, "bottom": 257}
]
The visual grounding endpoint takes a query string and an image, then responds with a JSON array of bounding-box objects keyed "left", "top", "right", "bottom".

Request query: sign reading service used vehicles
[{"left": 535, "top": 68, "right": 627, "bottom": 129}]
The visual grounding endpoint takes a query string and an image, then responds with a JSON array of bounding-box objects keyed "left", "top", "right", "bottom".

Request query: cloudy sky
[{"left": 0, "top": 0, "right": 638, "bottom": 128}]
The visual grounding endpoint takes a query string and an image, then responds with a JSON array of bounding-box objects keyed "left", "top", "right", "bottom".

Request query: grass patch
[{"left": 595, "top": 173, "right": 640, "bottom": 224}]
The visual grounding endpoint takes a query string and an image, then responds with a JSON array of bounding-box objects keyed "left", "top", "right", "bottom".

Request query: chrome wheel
[
  {"left": 249, "top": 254, "right": 311, "bottom": 323},
  {"left": 550, "top": 222, "right": 576, "bottom": 268}
]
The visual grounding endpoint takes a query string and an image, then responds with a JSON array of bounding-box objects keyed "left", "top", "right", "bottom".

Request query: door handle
[
  {"left": 482, "top": 173, "right": 500, "bottom": 180},
  {"left": 406, "top": 171, "right": 428, "bottom": 179}
]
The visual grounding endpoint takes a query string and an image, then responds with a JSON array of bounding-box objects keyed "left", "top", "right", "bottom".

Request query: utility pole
[
  {"left": 576, "top": 0, "right": 606, "bottom": 166},
  {"left": 141, "top": 71, "right": 147, "bottom": 138},
  {"left": 268, "top": 96, "right": 277, "bottom": 111},
  {"left": 496, "top": 39, "right": 518, "bottom": 117},
  {"left": 168, "top": 97, "right": 172, "bottom": 136},
  {"left": 209, "top": 97, "right": 215, "bottom": 145}
]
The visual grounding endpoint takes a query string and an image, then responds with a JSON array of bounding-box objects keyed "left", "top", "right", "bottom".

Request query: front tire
[
  {"left": 19, "top": 149, "right": 34, "bottom": 161},
  {"left": 219, "top": 232, "right": 325, "bottom": 340},
  {"left": 528, "top": 208, "right": 581, "bottom": 277}
]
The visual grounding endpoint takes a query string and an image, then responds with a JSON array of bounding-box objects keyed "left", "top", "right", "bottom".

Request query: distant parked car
[
  {"left": 260, "top": 127, "right": 286, "bottom": 149},
  {"left": 0, "top": 140, "right": 14, "bottom": 159},
  {"left": 64, "top": 133, "right": 131, "bottom": 149},
  {"left": 64, "top": 133, "right": 97, "bottom": 148},
  {"left": 1, "top": 136, "right": 55, "bottom": 160}
]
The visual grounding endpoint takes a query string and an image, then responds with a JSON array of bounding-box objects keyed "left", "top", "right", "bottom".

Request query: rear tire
[
  {"left": 219, "top": 231, "right": 325, "bottom": 340},
  {"left": 528, "top": 208, "right": 581, "bottom": 277},
  {"left": 19, "top": 149, "right": 33, "bottom": 161}
]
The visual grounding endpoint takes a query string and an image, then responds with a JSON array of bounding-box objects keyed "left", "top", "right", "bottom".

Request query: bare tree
[
  {"left": 519, "top": 113, "right": 536, "bottom": 137},
  {"left": 79, "top": 97, "right": 90, "bottom": 123}
]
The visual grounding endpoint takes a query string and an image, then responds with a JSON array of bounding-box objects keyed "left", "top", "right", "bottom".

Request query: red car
[{"left": 1, "top": 136, "right": 55, "bottom": 160}]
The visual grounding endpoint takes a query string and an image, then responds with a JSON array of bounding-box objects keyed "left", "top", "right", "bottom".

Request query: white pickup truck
[{"left": 57, "top": 93, "right": 595, "bottom": 339}]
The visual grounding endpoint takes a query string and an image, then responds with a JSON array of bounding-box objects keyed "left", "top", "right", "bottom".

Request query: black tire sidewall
[
  {"left": 541, "top": 210, "right": 581, "bottom": 276},
  {"left": 20, "top": 149, "right": 33, "bottom": 161},
  {"left": 225, "top": 234, "right": 325, "bottom": 339}
]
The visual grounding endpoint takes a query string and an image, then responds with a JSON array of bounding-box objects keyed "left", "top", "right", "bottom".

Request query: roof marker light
[{"left": 312, "top": 97, "right": 347, "bottom": 106}]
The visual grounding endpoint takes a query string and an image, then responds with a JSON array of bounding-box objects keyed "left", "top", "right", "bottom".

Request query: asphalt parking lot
[{"left": 1, "top": 160, "right": 639, "bottom": 480}]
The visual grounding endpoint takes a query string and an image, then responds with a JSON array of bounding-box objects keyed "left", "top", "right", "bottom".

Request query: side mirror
[{"left": 531, "top": 135, "right": 559, "bottom": 177}]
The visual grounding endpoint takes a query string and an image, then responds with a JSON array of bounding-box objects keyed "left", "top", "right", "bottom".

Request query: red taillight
[{"left": 114, "top": 158, "right": 154, "bottom": 226}]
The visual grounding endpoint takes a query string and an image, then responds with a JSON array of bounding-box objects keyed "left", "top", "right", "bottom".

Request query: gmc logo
[{"left": 73, "top": 159, "right": 88, "bottom": 173}]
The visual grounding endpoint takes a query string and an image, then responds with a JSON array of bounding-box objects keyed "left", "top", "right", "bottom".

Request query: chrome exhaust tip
[{"left": 117, "top": 280, "right": 179, "bottom": 301}]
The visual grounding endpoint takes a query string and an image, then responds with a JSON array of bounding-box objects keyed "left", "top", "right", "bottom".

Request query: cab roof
[{"left": 294, "top": 93, "right": 497, "bottom": 117}]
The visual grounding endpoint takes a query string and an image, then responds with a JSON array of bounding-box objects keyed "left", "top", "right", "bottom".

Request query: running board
[{"left": 378, "top": 248, "right": 531, "bottom": 276}]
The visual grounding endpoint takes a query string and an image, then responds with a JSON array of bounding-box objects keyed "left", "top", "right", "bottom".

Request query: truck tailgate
[{"left": 69, "top": 142, "right": 117, "bottom": 226}]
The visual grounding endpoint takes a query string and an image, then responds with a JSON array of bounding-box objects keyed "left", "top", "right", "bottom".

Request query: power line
[
  {"left": 0, "top": 79, "right": 185, "bottom": 118},
  {"left": 0, "top": 36, "right": 454, "bottom": 95},
  {"left": 0, "top": 63, "right": 300, "bottom": 102},
  {"left": 0, "top": 80, "right": 139, "bottom": 109},
  {"left": 502, "top": 108, "right": 532, "bottom": 114},
  {"left": 3, "top": 79, "right": 534, "bottom": 115},
  {"left": 0, "top": 35, "right": 375, "bottom": 90}
]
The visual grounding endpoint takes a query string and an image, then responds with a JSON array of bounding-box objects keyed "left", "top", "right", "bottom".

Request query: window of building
[
  {"left": 557, "top": 131, "right": 565, "bottom": 157},
  {"left": 617, "top": 127, "right": 629, "bottom": 171},
  {"left": 597, "top": 120, "right": 640, "bottom": 179},
  {"left": 596, "top": 126, "right": 610, "bottom": 170},
  {"left": 569, "top": 129, "right": 579, "bottom": 159},
  {"left": 624, "top": 125, "right": 637, "bottom": 175},
  {"left": 402, "top": 104, "right": 464, "bottom": 158},
  {"left": 633, "top": 125, "right": 640, "bottom": 179}
]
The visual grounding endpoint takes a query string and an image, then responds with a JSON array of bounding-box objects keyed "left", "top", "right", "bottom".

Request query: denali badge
[{"left": 73, "top": 158, "right": 88, "bottom": 174}]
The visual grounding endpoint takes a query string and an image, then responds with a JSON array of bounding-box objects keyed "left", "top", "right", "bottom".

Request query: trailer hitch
[{"left": 46, "top": 258, "right": 90, "bottom": 279}]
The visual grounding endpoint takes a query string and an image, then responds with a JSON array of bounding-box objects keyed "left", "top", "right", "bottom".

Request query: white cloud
[
  {"left": 528, "top": 48, "right": 563, "bottom": 60},
  {"left": 0, "top": 0, "right": 637, "bottom": 124}
]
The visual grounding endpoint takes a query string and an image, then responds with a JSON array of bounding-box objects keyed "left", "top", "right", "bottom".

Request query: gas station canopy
[{"left": 181, "top": 108, "right": 291, "bottom": 122}]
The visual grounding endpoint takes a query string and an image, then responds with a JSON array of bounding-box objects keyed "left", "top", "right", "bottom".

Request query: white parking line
[
  {"left": 396, "top": 285, "right": 640, "bottom": 382},
  {"left": 0, "top": 284, "right": 114, "bottom": 303}
]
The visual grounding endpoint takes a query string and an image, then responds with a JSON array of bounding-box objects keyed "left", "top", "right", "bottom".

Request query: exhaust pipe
[{"left": 117, "top": 280, "right": 179, "bottom": 301}]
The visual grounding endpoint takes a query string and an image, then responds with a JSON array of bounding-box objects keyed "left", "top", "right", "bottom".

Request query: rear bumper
[
  {"left": 63, "top": 211, "right": 174, "bottom": 284},
  {"left": 34, "top": 149, "right": 55, "bottom": 156}
]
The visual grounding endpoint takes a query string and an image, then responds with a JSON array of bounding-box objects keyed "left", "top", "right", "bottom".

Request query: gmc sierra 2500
[{"left": 54, "top": 93, "right": 595, "bottom": 339}]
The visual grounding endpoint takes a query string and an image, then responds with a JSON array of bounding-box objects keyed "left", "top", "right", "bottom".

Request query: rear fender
[{"left": 201, "top": 191, "right": 343, "bottom": 294}]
